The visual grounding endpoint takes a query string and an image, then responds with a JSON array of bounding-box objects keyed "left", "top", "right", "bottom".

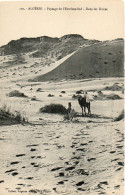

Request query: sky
[{"left": 0, "top": 0, "right": 124, "bottom": 46}]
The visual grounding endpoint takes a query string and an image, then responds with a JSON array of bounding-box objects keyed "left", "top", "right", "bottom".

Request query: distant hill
[
  {"left": 33, "top": 40, "right": 124, "bottom": 82},
  {"left": 0, "top": 34, "right": 99, "bottom": 60},
  {"left": 0, "top": 35, "right": 123, "bottom": 82}
]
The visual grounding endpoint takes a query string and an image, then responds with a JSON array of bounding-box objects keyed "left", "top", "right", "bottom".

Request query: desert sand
[{"left": 0, "top": 39, "right": 124, "bottom": 195}]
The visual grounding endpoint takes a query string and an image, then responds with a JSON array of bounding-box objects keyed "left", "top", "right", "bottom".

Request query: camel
[{"left": 78, "top": 95, "right": 91, "bottom": 116}]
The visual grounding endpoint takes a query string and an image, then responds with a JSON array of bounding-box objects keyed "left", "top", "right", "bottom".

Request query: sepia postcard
[{"left": 0, "top": 1, "right": 124, "bottom": 195}]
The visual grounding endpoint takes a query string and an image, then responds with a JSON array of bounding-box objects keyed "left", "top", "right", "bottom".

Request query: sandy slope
[
  {"left": 33, "top": 40, "right": 124, "bottom": 82},
  {"left": 0, "top": 50, "right": 77, "bottom": 83}
]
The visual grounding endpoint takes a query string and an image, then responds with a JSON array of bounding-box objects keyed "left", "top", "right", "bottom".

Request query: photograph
[{"left": 0, "top": 1, "right": 124, "bottom": 195}]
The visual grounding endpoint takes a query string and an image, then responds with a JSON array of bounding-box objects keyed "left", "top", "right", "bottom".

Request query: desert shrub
[
  {"left": 31, "top": 97, "right": 37, "bottom": 101},
  {"left": 39, "top": 104, "right": 67, "bottom": 114},
  {"left": 8, "top": 90, "right": 27, "bottom": 98},
  {"left": 93, "top": 93, "right": 122, "bottom": 100},
  {"left": 72, "top": 94, "right": 79, "bottom": 99},
  {"left": 57, "top": 55, "right": 62, "bottom": 60},
  {"left": 98, "top": 91, "right": 103, "bottom": 95},
  {"left": 104, "top": 61, "right": 108, "bottom": 64},
  {"left": 48, "top": 94, "right": 54, "bottom": 97},
  {"left": 104, "top": 83, "right": 123, "bottom": 91},
  {"left": 76, "top": 90, "right": 84, "bottom": 94},
  {"left": 114, "top": 110, "right": 124, "bottom": 121},
  {"left": 36, "top": 88, "right": 42, "bottom": 92},
  {"left": 106, "top": 94, "right": 122, "bottom": 100},
  {"left": 61, "top": 91, "right": 65, "bottom": 93}
]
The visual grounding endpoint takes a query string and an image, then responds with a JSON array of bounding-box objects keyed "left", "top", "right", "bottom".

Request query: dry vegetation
[
  {"left": 40, "top": 104, "right": 67, "bottom": 115},
  {"left": 8, "top": 90, "right": 27, "bottom": 98},
  {"left": 0, "top": 105, "right": 27, "bottom": 125}
]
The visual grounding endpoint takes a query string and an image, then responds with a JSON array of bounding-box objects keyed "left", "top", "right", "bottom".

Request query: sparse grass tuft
[{"left": 0, "top": 104, "right": 28, "bottom": 125}]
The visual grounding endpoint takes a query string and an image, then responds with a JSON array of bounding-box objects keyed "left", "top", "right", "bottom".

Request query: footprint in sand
[
  {"left": 17, "top": 184, "right": 25, "bottom": 186},
  {"left": 71, "top": 155, "right": 81, "bottom": 160},
  {"left": 51, "top": 167, "right": 63, "bottom": 172},
  {"left": 116, "top": 145, "right": 123, "bottom": 149},
  {"left": 25, "top": 177, "right": 34, "bottom": 180},
  {"left": 76, "top": 181, "right": 84, "bottom": 186},
  {"left": 114, "top": 185, "right": 120, "bottom": 189},
  {"left": 30, "top": 149, "right": 36, "bottom": 152},
  {"left": 31, "top": 163, "right": 40, "bottom": 168},
  {"left": 57, "top": 181, "right": 64, "bottom": 185},
  {"left": 110, "top": 151, "right": 116, "bottom": 154},
  {"left": 31, "top": 156, "right": 36, "bottom": 159},
  {"left": 31, "top": 162, "right": 36, "bottom": 165},
  {"left": 80, "top": 143, "right": 88, "bottom": 146},
  {"left": 0, "top": 180, "right": 4, "bottom": 183},
  {"left": 5, "top": 169, "right": 17, "bottom": 173},
  {"left": 77, "top": 188, "right": 86, "bottom": 191},
  {"left": 74, "top": 161, "right": 79, "bottom": 165},
  {"left": 29, "top": 189, "right": 37, "bottom": 193},
  {"left": 111, "top": 158, "right": 120, "bottom": 162},
  {"left": 116, "top": 167, "right": 122, "bottom": 171},
  {"left": 70, "top": 144, "right": 75, "bottom": 148},
  {"left": 65, "top": 166, "right": 75, "bottom": 171},
  {"left": 36, "top": 156, "right": 42, "bottom": 159},
  {"left": 10, "top": 161, "right": 19, "bottom": 165},
  {"left": 76, "top": 148, "right": 86, "bottom": 152},
  {"left": 87, "top": 158, "right": 96, "bottom": 162},
  {"left": 12, "top": 172, "right": 18, "bottom": 176},
  {"left": 97, "top": 181, "right": 108, "bottom": 189},
  {"left": 35, "top": 137, "right": 42, "bottom": 139},
  {"left": 26, "top": 144, "right": 39, "bottom": 147},
  {"left": 59, "top": 172, "right": 64, "bottom": 177},
  {"left": 76, "top": 169, "right": 89, "bottom": 176},
  {"left": 16, "top": 187, "right": 21, "bottom": 190},
  {"left": 118, "top": 162, "right": 124, "bottom": 166},
  {"left": 117, "top": 139, "right": 123, "bottom": 143},
  {"left": 16, "top": 154, "right": 25, "bottom": 157},
  {"left": 89, "top": 141, "right": 93, "bottom": 143}
]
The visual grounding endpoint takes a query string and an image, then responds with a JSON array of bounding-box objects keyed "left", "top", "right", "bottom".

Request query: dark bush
[
  {"left": 8, "top": 90, "right": 27, "bottom": 98},
  {"left": 48, "top": 94, "right": 54, "bottom": 97},
  {"left": 76, "top": 90, "right": 84, "bottom": 94},
  {"left": 39, "top": 104, "right": 67, "bottom": 114},
  {"left": 36, "top": 88, "right": 42, "bottom": 92},
  {"left": 72, "top": 94, "right": 79, "bottom": 99},
  {"left": 106, "top": 94, "right": 122, "bottom": 100}
]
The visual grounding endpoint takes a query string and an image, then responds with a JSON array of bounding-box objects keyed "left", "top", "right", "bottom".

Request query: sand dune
[{"left": 33, "top": 40, "right": 124, "bottom": 82}]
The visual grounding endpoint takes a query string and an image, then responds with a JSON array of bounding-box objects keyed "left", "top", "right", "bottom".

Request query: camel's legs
[
  {"left": 84, "top": 106, "right": 86, "bottom": 115},
  {"left": 88, "top": 105, "right": 91, "bottom": 115},
  {"left": 82, "top": 107, "right": 83, "bottom": 116}
]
